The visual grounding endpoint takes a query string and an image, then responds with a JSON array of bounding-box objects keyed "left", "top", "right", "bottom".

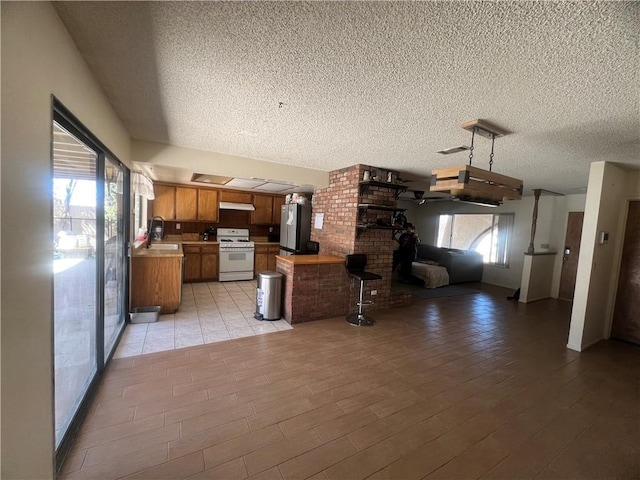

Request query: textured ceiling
[{"left": 54, "top": 1, "right": 639, "bottom": 195}]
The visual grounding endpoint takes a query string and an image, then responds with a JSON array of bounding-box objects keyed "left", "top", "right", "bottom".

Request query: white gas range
[{"left": 217, "top": 228, "right": 255, "bottom": 282}]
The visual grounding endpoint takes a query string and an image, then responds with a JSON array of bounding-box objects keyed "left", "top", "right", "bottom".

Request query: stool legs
[{"left": 346, "top": 279, "right": 376, "bottom": 326}]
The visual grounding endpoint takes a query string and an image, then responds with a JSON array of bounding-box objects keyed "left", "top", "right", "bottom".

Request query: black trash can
[{"left": 254, "top": 271, "right": 283, "bottom": 321}]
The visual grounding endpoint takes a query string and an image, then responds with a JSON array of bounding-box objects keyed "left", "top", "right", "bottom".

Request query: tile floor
[
  {"left": 61, "top": 284, "right": 640, "bottom": 479},
  {"left": 115, "top": 280, "right": 293, "bottom": 358}
]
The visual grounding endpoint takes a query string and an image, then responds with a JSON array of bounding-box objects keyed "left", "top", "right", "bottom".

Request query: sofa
[{"left": 414, "top": 245, "right": 483, "bottom": 284}]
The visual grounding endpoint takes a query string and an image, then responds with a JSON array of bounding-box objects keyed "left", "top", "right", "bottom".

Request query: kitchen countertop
[
  {"left": 131, "top": 244, "right": 184, "bottom": 258},
  {"left": 276, "top": 254, "right": 344, "bottom": 265},
  {"left": 132, "top": 235, "right": 279, "bottom": 256}
]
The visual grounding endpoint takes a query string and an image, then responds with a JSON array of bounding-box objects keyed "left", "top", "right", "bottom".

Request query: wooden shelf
[
  {"left": 355, "top": 224, "right": 403, "bottom": 239},
  {"left": 357, "top": 203, "right": 406, "bottom": 212},
  {"left": 359, "top": 181, "right": 407, "bottom": 198}
]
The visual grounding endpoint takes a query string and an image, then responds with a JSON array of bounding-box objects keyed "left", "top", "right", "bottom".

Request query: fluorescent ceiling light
[
  {"left": 225, "top": 178, "right": 266, "bottom": 188},
  {"left": 254, "top": 182, "right": 295, "bottom": 192},
  {"left": 191, "top": 173, "right": 232, "bottom": 184}
]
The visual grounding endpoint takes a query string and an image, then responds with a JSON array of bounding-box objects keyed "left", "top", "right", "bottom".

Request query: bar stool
[{"left": 345, "top": 254, "right": 382, "bottom": 326}]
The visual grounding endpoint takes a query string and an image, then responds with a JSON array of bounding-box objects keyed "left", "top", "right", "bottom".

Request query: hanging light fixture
[{"left": 429, "top": 119, "right": 523, "bottom": 206}]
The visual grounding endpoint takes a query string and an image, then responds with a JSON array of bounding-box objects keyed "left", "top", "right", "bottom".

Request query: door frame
[{"left": 52, "top": 98, "right": 131, "bottom": 471}]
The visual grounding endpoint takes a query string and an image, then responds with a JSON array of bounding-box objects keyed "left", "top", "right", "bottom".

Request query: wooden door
[
  {"left": 201, "top": 246, "right": 219, "bottom": 280},
  {"left": 153, "top": 185, "right": 176, "bottom": 220},
  {"left": 197, "top": 189, "right": 219, "bottom": 222},
  {"left": 611, "top": 200, "right": 640, "bottom": 345},
  {"left": 251, "top": 194, "right": 274, "bottom": 224},
  {"left": 175, "top": 187, "right": 197, "bottom": 220},
  {"left": 559, "top": 211, "right": 584, "bottom": 300}
]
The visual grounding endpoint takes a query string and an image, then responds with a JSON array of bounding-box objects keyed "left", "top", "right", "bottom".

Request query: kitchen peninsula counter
[
  {"left": 276, "top": 254, "right": 344, "bottom": 265},
  {"left": 276, "top": 254, "right": 349, "bottom": 324}
]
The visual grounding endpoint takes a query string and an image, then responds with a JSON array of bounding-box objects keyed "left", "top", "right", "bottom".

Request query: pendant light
[{"left": 429, "top": 119, "right": 523, "bottom": 206}]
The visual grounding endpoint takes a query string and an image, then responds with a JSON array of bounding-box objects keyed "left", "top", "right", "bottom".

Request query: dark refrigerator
[{"left": 279, "top": 203, "right": 312, "bottom": 255}]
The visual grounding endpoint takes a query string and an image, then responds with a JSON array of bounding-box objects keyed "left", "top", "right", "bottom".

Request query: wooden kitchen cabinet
[
  {"left": 254, "top": 244, "right": 280, "bottom": 274},
  {"left": 220, "top": 190, "right": 252, "bottom": 203},
  {"left": 183, "top": 246, "right": 202, "bottom": 282},
  {"left": 272, "top": 195, "right": 286, "bottom": 225},
  {"left": 131, "top": 255, "right": 182, "bottom": 314},
  {"left": 251, "top": 194, "right": 274, "bottom": 225},
  {"left": 183, "top": 244, "right": 219, "bottom": 282},
  {"left": 198, "top": 189, "right": 219, "bottom": 222},
  {"left": 175, "top": 187, "right": 197, "bottom": 220},
  {"left": 251, "top": 194, "right": 286, "bottom": 225},
  {"left": 201, "top": 245, "right": 219, "bottom": 280},
  {"left": 153, "top": 184, "right": 176, "bottom": 220}
]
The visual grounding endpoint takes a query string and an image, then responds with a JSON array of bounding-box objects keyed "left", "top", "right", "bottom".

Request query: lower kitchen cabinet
[
  {"left": 131, "top": 255, "right": 182, "bottom": 313},
  {"left": 183, "top": 244, "right": 219, "bottom": 282},
  {"left": 201, "top": 246, "right": 219, "bottom": 280},
  {"left": 254, "top": 244, "right": 279, "bottom": 275}
]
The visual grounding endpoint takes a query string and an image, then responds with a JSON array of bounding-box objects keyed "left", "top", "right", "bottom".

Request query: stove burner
[{"left": 220, "top": 239, "right": 232, "bottom": 242}]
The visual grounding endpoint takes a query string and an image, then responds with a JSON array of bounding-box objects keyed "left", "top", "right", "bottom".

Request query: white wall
[
  {"left": 133, "top": 139, "right": 330, "bottom": 190},
  {"left": 1, "top": 3, "right": 131, "bottom": 477},
  {"left": 406, "top": 195, "right": 545, "bottom": 289},
  {"left": 568, "top": 163, "right": 640, "bottom": 351},
  {"left": 404, "top": 191, "right": 587, "bottom": 293}
]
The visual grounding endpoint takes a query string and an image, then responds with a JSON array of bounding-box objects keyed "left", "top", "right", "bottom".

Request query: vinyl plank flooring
[{"left": 60, "top": 284, "right": 640, "bottom": 480}]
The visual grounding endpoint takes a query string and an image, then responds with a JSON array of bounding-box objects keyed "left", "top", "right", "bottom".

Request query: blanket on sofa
[{"left": 412, "top": 261, "right": 449, "bottom": 289}]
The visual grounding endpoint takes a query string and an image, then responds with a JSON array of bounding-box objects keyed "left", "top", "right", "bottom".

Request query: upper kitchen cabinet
[
  {"left": 272, "top": 195, "right": 286, "bottom": 225},
  {"left": 153, "top": 184, "right": 176, "bottom": 219},
  {"left": 251, "top": 194, "right": 274, "bottom": 224},
  {"left": 197, "top": 189, "right": 219, "bottom": 222},
  {"left": 251, "top": 194, "right": 286, "bottom": 225},
  {"left": 175, "top": 187, "right": 197, "bottom": 220},
  {"left": 220, "top": 190, "right": 252, "bottom": 203}
]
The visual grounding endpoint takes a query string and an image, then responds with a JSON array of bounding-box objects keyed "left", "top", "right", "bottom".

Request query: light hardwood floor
[{"left": 60, "top": 284, "right": 639, "bottom": 479}]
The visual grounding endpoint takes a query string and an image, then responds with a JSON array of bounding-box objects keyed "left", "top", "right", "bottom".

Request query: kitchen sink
[{"left": 148, "top": 243, "right": 179, "bottom": 250}]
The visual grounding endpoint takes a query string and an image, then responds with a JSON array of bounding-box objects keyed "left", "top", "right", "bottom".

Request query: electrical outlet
[
  {"left": 176, "top": 223, "right": 181, "bottom": 230},
  {"left": 371, "top": 290, "right": 377, "bottom": 295},
  {"left": 269, "top": 226, "right": 274, "bottom": 233}
]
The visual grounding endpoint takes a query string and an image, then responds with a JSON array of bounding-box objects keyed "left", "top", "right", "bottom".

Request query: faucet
[{"left": 146, "top": 216, "right": 165, "bottom": 248}]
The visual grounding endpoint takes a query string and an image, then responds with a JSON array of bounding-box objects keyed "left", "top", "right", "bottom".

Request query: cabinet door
[
  {"left": 175, "top": 187, "right": 198, "bottom": 220},
  {"left": 183, "top": 247, "right": 201, "bottom": 282},
  {"left": 201, "top": 246, "right": 218, "bottom": 280},
  {"left": 254, "top": 253, "right": 269, "bottom": 275},
  {"left": 197, "top": 189, "right": 219, "bottom": 222},
  {"left": 272, "top": 196, "right": 286, "bottom": 224},
  {"left": 267, "top": 245, "right": 279, "bottom": 270},
  {"left": 153, "top": 185, "right": 176, "bottom": 220},
  {"left": 251, "top": 194, "right": 274, "bottom": 225},
  {"left": 254, "top": 245, "right": 268, "bottom": 275},
  {"left": 220, "top": 190, "right": 252, "bottom": 203}
]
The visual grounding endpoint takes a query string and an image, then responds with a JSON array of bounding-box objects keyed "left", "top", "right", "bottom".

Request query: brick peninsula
[{"left": 276, "top": 254, "right": 348, "bottom": 324}]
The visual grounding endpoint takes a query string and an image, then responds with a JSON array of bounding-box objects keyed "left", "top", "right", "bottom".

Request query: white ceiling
[{"left": 53, "top": 1, "right": 639, "bottom": 195}]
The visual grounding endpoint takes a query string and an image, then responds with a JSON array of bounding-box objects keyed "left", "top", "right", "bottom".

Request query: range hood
[{"left": 219, "top": 201, "right": 255, "bottom": 211}]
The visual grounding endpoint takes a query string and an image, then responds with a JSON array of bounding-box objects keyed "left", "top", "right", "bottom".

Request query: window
[{"left": 437, "top": 213, "right": 514, "bottom": 267}]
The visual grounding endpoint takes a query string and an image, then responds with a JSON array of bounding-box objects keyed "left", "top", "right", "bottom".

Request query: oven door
[{"left": 219, "top": 249, "right": 255, "bottom": 281}]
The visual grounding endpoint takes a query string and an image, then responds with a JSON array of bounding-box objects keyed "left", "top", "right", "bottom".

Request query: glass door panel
[
  {"left": 104, "top": 158, "right": 126, "bottom": 360},
  {"left": 53, "top": 121, "right": 98, "bottom": 447}
]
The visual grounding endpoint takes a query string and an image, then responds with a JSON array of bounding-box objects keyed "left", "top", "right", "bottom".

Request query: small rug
[{"left": 393, "top": 281, "right": 481, "bottom": 299}]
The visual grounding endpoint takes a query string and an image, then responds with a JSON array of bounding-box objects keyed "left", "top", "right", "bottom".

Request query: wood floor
[{"left": 60, "top": 284, "right": 640, "bottom": 479}]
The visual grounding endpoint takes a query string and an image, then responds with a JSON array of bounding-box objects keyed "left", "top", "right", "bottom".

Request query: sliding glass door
[
  {"left": 52, "top": 103, "right": 129, "bottom": 461},
  {"left": 104, "top": 158, "right": 126, "bottom": 360},
  {"left": 53, "top": 121, "right": 98, "bottom": 447}
]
